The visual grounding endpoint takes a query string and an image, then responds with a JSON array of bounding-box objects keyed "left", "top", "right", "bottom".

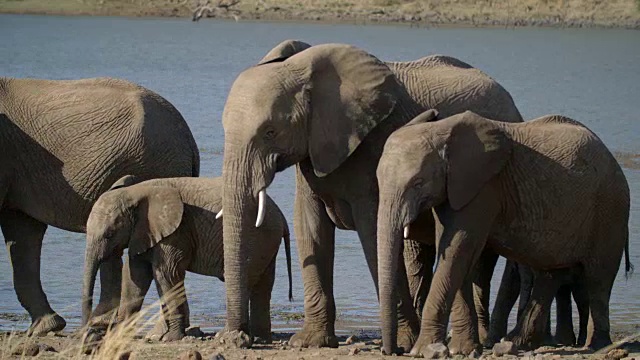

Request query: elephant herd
[{"left": 0, "top": 39, "right": 631, "bottom": 358}]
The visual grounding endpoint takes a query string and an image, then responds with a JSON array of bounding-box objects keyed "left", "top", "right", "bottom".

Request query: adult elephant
[
  {"left": 218, "top": 41, "right": 522, "bottom": 350},
  {"left": 0, "top": 77, "right": 200, "bottom": 335}
]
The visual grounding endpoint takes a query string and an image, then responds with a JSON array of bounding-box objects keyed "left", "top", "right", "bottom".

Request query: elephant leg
[
  {"left": 153, "top": 263, "right": 188, "bottom": 342},
  {"left": 411, "top": 200, "right": 495, "bottom": 357},
  {"left": 583, "top": 264, "right": 615, "bottom": 350},
  {"left": 473, "top": 247, "right": 498, "bottom": 346},
  {"left": 488, "top": 259, "right": 521, "bottom": 346},
  {"left": 554, "top": 284, "right": 576, "bottom": 346},
  {"left": 0, "top": 209, "right": 66, "bottom": 336},
  {"left": 289, "top": 173, "right": 338, "bottom": 348},
  {"left": 448, "top": 276, "right": 482, "bottom": 355},
  {"left": 506, "top": 270, "right": 561, "bottom": 350},
  {"left": 573, "top": 280, "right": 589, "bottom": 346},
  {"left": 250, "top": 256, "right": 276, "bottom": 344},
  {"left": 89, "top": 257, "right": 124, "bottom": 327},
  {"left": 517, "top": 264, "right": 534, "bottom": 320},
  {"left": 118, "top": 257, "right": 153, "bottom": 322}
]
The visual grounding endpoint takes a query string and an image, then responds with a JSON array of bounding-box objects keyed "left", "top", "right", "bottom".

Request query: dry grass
[
  {"left": 0, "top": 0, "right": 638, "bottom": 28},
  {"left": 0, "top": 282, "right": 186, "bottom": 359}
]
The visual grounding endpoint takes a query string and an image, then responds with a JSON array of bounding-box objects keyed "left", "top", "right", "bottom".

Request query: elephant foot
[
  {"left": 145, "top": 320, "right": 169, "bottom": 341},
  {"left": 160, "top": 329, "right": 185, "bottom": 342},
  {"left": 478, "top": 325, "right": 491, "bottom": 348},
  {"left": 27, "top": 313, "right": 66, "bottom": 336},
  {"left": 555, "top": 327, "right": 576, "bottom": 346},
  {"left": 585, "top": 331, "right": 612, "bottom": 350},
  {"left": 88, "top": 312, "right": 119, "bottom": 329},
  {"left": 214, "top": 329, "right": 253, "bottom": 348},
  {"left": 289, "top": 327, "right": 338, "bottom": 348},
  {"left": 504, "top": 332, "right": 537, "bottom": 351},
  {"left": 448, "top": 333, "right": 481, "bottom": 356},
  {"left": 397, "top": 324, "right": 419, "bottom": 354}
]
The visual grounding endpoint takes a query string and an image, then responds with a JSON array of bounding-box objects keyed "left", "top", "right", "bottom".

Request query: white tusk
[
  {"left": 255, "top": 189, "right": 266, "bottom": 228},
  {"left": 404, "top": 225, "right": 410, "bottom": 239},
  {"left": 215, "top": 209, "right": 223, "bottom": 219}
]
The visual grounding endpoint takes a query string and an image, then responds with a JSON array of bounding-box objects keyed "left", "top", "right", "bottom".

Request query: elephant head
[
  {"left": 82, "top": 185, "right": 183, "bottom": 325},
  {"left": 220, "top": 42, "right": 417, "bottom": 332},
  {"left": 375, "top": 110, "right": 512, "bottom": 354}
]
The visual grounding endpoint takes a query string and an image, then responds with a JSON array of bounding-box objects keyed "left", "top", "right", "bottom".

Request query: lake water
[{"left": 0, "top": 14, "right": 639, "bottom": 336}]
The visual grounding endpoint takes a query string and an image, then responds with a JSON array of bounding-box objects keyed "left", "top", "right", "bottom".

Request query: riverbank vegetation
[{"left": 0, "top": 0, "right": 639, "bottom": 28}]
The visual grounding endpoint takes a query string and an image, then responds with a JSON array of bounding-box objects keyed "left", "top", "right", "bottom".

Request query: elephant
[
  {"left": 217, "top": 40, "right": 523, "bottom": 351},
  {"left": 82, "top": 176, "right": 292, "bottom": 342},
  {"left": 489, "top": 259, "right": 589, "bottom": 347},
  {"left": 0, "top": 76, "right": 200, "bottom": 335},
  {"left": 375, "top": 109, "right": 631, "bottom": 356}
]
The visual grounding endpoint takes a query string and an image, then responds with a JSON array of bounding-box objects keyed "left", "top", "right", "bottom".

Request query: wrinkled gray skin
[
  {"left": 490, "top": 260, "right": 590, "bottom": 347},
  {"left": 219, "top": 40, "right": 522, "bottom": 350},
  {"left": 0, "top": 77, "right": 199, "bottom": 336},
  {"left": 83, "top": 176, "right": 292, "bottom": 342},
  {"left": 376, "top": 110, "right": 631, "bottom": 356}
]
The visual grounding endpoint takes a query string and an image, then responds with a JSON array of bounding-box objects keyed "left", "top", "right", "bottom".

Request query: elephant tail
[
  {"left": 625, "top": 234, "right": 634, "bottom": 280},
  {"left": 282, "top": 218, "right": 293, "bottom": 302}
]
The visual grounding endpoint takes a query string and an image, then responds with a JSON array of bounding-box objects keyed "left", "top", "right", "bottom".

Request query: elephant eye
[{"left": 264, "top": 129, "right": 277, "bottom": 140}]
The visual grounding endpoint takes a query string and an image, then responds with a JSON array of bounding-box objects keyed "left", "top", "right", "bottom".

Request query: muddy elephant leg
[
  {"left": 289, "top": 173, "right": 338, "bottom": 348},
  {"left": 487, "top": 259, "right": 520, "bottom": 345},
  {"left": 473, "top": 247, "right": 499, "bottom": 346},
  {"left": 250, "top": 256, "right": 276, "bottom": 344},
  {"left": 0, "top": 209, "right": 66, "bottom": 336},
  {"left": 448, "top": 277, "right": 482, "bottom": 355},
  {"left": 118, "top": 257, "right": 153, "bottom": 322},
  {"left": 506, "top": 270, "right": 562, "bottom": 350},
  {"left": 554, "top": 284, "right": 576, "bottom": 346},
  {"left": 152, "top": 263, "right": 188, "bottom": 342}
]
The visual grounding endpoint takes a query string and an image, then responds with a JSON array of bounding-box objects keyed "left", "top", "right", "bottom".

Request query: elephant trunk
[
  {"left": 222, "top": 148, "right": 270, "bottom": 332},
  {"left": 82, "top": 245, "right": 101, "bottom": 326},
  {"left": 377, "top": 195, "right": 408, "bottom": 355}
]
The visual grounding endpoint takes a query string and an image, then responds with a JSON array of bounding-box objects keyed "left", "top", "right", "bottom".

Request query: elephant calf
[
  {"left": 82, "top": 176, "right": 292, "bottom": 342},
  {"left": 376, "top": 110, "right": 631, "bottom": 356}
]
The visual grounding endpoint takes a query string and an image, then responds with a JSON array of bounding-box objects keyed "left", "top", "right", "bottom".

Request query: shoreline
[{"left": 1, "top": 1, "right": 639, "bottom": 30}]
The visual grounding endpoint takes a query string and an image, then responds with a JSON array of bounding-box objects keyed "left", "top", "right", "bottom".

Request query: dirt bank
[
  {"left": 3, "top": 329, "right": 640, "bottom": 359},
  {"left": 0, "top": 0, "right": 639, "bottom": 29}
]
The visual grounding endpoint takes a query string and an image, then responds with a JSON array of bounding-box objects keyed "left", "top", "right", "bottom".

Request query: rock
[
  {"left": 605, "top": 349, "right": 629, "bottom": 360},
  {"left": 186, "top": 326, "right": 205, "bottom": 337},
  {"left": 179, "top": 350, "right": 203, "bottom": 360},
  {"left": 39, "top": 344, "right": 57, "bottom": 353},
  {"left": 469, "top": 348, "right": 482, "bottom": 359},
  {"left": 349, "top": 347, "right": 360, "bottom": 355},
  {"left": 345, "top": 335, "right": 359, "bottom": 345},
  {"left": 424, "top": 343, "right": 450, "bottom": 359},
  {"left": 492, "top": 341, "right": 518, "bottom": 357},
  {"left": 372, "top": 339, "right": 382, "bottom": 345},
  {"left": 209, "top": 353, "right": 226, "bottom": 360},
  {"left": 12, "top": 342, "right": 40, "bottom": 356}
]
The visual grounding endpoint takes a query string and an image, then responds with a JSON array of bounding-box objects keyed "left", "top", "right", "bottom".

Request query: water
[{"left": 0, "top": 14, "right": 639, "bottom": 335}]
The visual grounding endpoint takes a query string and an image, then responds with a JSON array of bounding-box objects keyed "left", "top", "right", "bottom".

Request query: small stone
[
  {"left": 349, "top": 347, "right": 360, "bottom": 355},
  {"left": 372, "top": 339, "right": 382, "bottom": 345},
  {"left": 354, "top": 342, "right": 367, "bottom": 347},
  {"left": 182, "top": 336, "right": 197, "bottom": 342},
  {"left": 12, "top": 342, "right": 40, "bottom": 356},
  {"left": 311, "top": 352, "right": 321, "bottom": 356},
  {"left": 209, "top": 353, "right": 226, "bottom": 360},
  {"left": 345, "top": 335, "right": 359, "bottom": 345},
  {"left": 606, "top": 349, "right": 630, "bottom": 360},
  {"left": 39, "top": 344, "right": 56, "bottom": 352},
  {"left": 424, "top": 343, "right": 450, "bottom": 359},
  {"left": 186, "top": 326, "right": 205, "bottom": 337},
  {"left": 492, "top": 341, "right": 517, "bottom": 357},
  {"left": 469, "top": 349, "right": 482, "bottom": 359},
  {"left": 179, "top": 350, "right": 203, "bottom": 360},
  {"left": 535, "top": 355, "right": 545, "bottom": 360}
]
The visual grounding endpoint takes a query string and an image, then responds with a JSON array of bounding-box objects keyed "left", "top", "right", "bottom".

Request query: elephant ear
[
  {"left": 258, "top": 40, "right": 312, "bottom": 65},
  {"left": 445, "top": 111, "right": 512, "bottom": 211},
  {"left": 405, "top": 109, "right": 439, "bottom": 127},
  {"left": 110, "top": 175, "right": 139, "bottom": 191},
  {"left": 287, "top": 44, "right": 399, "bottom": 177},
  {"left": 129, "top": 187, "right": 184, "bottom": 255}
]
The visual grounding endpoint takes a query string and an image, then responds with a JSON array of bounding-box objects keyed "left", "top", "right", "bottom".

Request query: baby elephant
[
  {"left": 376, "top": 110, "right": 630, "bottom": 356},
  {"left": 82, "top": 176, "right": 292, "bottom": 342}
]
